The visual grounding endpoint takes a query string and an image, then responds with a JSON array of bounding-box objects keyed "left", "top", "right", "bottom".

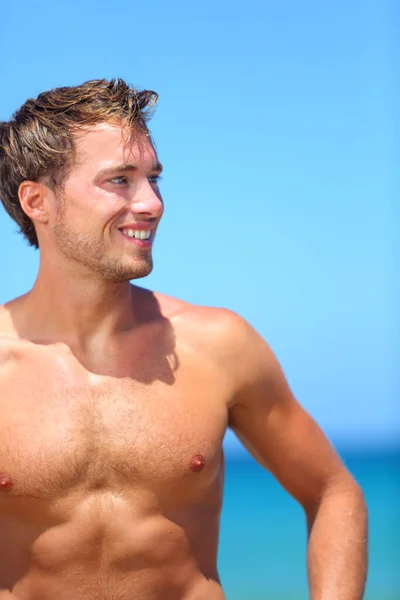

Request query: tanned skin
[{"left": 0, "top": 123, "right": 368, "bottom": 600}]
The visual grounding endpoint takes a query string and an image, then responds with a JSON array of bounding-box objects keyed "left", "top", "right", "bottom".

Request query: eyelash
[
  {"left": 111, "top": 176, "right": 128, "bottom": 185},
  {"left": 110, "top": 175, "right": 162, "bottom": 186}
]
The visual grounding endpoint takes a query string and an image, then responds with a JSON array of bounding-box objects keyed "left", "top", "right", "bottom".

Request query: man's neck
[{"left": 9, "top": 267, "right": 140, "bottom": 352}]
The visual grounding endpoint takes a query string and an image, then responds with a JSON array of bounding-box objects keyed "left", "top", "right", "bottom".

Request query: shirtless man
[{"left": 0, "top": 79, "right": 367, "bottom": 600}]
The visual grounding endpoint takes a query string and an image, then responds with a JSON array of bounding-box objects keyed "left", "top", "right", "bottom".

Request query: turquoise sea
[{"left": 218, "top": 450, "right": 400, "bottom": 600}]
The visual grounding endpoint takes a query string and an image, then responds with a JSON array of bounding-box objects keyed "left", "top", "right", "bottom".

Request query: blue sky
[{"left": 0, "top": 0, "right": 397, "bottom": 451}]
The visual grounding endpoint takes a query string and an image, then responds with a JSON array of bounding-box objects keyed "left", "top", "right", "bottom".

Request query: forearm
[{"left": 306, "top": 481, "right": 368, "bottom": 600}]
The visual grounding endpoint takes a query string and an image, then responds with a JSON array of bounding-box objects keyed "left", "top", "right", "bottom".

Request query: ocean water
[{"left": 218, "top": 450, "right": 400, "bottom": 600}]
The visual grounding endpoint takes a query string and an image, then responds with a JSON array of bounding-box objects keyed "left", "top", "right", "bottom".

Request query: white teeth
[{"left": 123, "top": 229, "right": 151, "bottom": 240}]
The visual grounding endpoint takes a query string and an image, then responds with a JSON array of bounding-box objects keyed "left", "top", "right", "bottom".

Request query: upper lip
[{"left": 118, "top": 223, "right": 155, "bottom": 231}]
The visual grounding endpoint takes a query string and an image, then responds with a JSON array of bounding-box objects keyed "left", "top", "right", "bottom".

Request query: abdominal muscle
[{"left": 4, "top": 489, "right": 225, "bottom": 600}]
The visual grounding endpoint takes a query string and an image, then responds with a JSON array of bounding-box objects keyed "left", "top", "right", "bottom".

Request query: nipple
[
  {"left": 189, "top": 454, "right": 206, "bottom": 473},
  {"left": 0, "top": 473, "right": 13, "bottom": 491}
]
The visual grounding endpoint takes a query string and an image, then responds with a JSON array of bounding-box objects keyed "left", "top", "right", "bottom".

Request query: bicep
[{"left": 229, "top": 335, "right": 348, "bottom": 510}]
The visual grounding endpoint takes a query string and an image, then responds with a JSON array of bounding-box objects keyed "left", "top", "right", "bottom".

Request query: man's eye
[
  {"left": 148, "top": 175, "right": 162, "bottom": 185},
  {"left": 110, "top": 176, "right": 128, "bottom": 184}
]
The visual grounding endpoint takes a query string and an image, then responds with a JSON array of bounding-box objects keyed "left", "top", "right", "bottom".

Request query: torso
[{"left": 0, "top": 289, "right": 235, "bottom": 600}]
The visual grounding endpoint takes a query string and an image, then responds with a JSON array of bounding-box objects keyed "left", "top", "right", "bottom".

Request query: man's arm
[{"left": 224, "top": 312, "right": 368, "bottom": 600}]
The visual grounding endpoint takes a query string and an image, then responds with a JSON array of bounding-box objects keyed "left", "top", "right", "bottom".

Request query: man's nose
[{"left": 130, "top": 179, "right": 163, "bottom": 217}]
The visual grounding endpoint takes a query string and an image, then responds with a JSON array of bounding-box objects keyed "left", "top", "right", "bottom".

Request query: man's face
[{"left": 48, "top": 123, "right": 164, "bottom": 282}]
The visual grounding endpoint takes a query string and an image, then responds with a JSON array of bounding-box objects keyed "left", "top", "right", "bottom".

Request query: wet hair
[{"left": 0, "top": 78, "right": 158, "bottom": 248}]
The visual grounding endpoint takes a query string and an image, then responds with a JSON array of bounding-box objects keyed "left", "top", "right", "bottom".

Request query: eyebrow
[{"left": 97, "top": 162, "right": 163, "bottom": 178}]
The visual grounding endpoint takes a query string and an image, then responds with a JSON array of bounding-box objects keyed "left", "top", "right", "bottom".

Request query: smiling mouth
[
  {"left": 119, "top": 228, "right": 152, "bottom": 240},
  {"left": 118, "top": 228, "right": 153, "bottom": 245}
]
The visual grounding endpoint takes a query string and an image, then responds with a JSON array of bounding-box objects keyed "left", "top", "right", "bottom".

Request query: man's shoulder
[
  {"left": 179, "top": 304, "right": 249, "bottom": 343},
  {"left": 0, "top": 303, "right": 27, "bottom": 366},
  {"left": 0, "top": 302, "right": 19, "bottom": 338},
  {"left": 149, "top": 288, "right": 252, "bottom": 353}
]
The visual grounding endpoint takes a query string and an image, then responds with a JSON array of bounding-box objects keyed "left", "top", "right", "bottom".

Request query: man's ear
[{"left": 18, "top": 180, "right": 50, "bottom": 224}]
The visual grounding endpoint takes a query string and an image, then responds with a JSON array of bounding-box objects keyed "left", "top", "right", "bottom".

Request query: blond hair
[{"left": 0, "top": 78, "right": 158, "bottom": 248}]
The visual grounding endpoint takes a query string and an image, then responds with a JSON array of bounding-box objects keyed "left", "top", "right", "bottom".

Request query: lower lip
[{"left": 119, "top": 230, "right": 153, "bottom": 247}]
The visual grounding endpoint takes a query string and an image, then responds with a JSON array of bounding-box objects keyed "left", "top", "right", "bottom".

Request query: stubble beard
[{"left": 53, "top": 218, "right": 154, "bottom": 283}]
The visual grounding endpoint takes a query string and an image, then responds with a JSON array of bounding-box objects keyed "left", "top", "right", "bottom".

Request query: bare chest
[{"left": 0, "top": 347, "right": 228, "bottom": 502}]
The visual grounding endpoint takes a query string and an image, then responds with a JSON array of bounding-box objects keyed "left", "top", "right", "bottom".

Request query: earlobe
[{"left": 18, "top": 181, "right": 49, "bottom": 224}]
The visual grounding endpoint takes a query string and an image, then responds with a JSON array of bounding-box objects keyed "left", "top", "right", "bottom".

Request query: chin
[
  {"left": 102, "top": 259, "right": 153, "bottom": 282},
  {"left": 129, "top": 258, "right": 153, "bottom": 280},
  {"left": 128, "top": 267, "right": 153, "bottom": 281}
]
